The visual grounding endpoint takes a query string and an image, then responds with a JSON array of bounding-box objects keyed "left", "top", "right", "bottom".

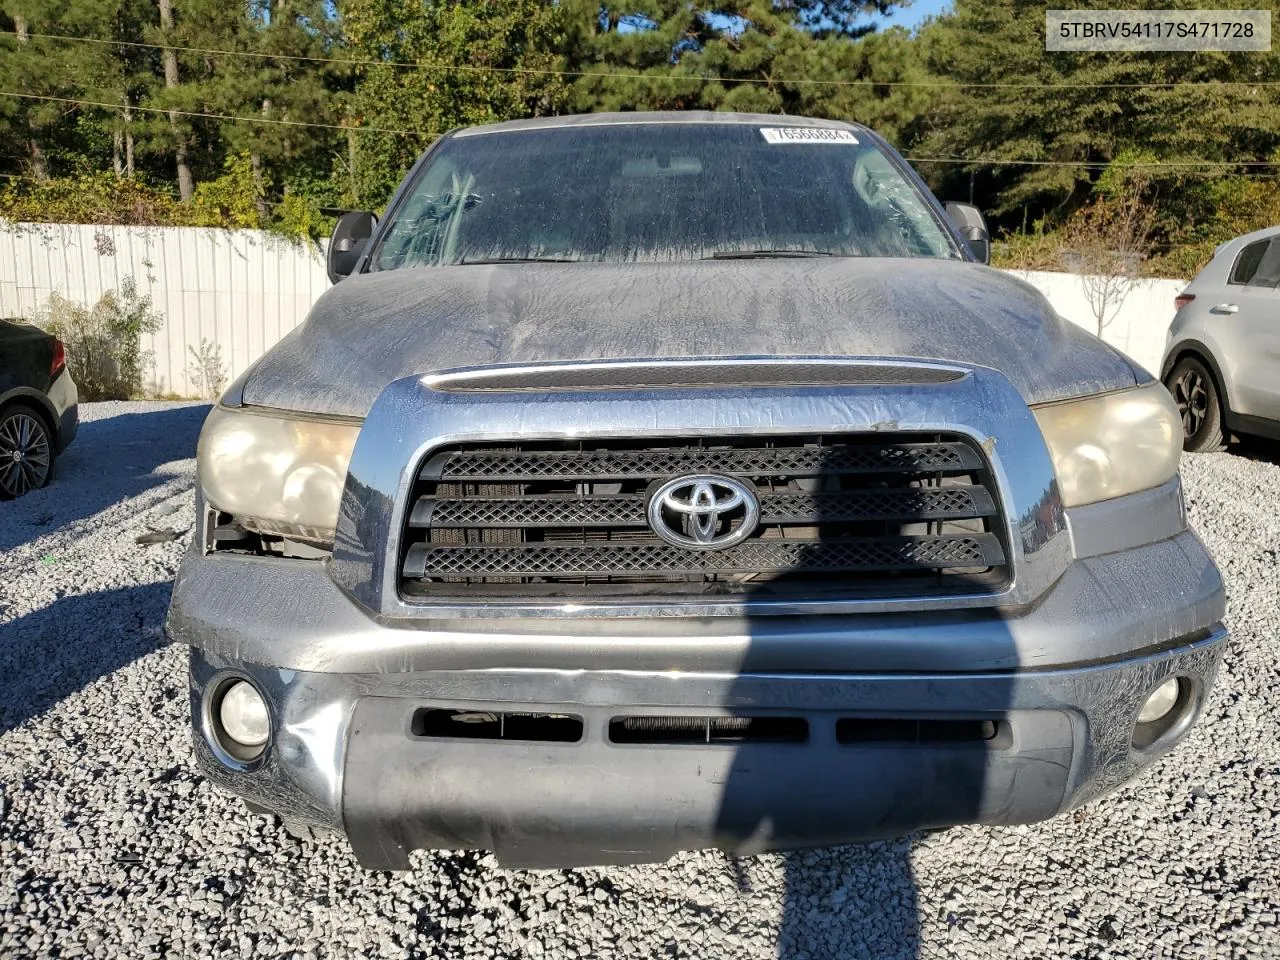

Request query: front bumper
[
  {"left": 173, "top": 526, "right": 1227, "bottom": 870},
  {"left": 48, "top": 367, "right": 78, "bottom": 452}
]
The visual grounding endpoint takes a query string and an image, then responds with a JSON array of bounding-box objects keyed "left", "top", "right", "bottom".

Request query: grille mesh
[
  {"left": 412, "top": 487, "right": 995, "bottom": 529},
  {"left": 421, "top": 442, "right": 981, "bottom": 482},
  {"left": 399, "top": 433, "right": 1009, "bottom": 600},
  {"left": 404, "top": 536, "right": 1001, "bottom": 578}
]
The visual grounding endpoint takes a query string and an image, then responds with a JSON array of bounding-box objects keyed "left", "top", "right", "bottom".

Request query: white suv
[{"left": 1162, "top": 225, "right": 1280, "bottom": 451}]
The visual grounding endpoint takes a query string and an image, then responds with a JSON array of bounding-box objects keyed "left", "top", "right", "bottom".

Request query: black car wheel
[
  {"left": 1165, "top": 357, "right": 1226, "bottom": 453},
  {"left": 0, "top": 404, "right": 54, "bottom": 499}
]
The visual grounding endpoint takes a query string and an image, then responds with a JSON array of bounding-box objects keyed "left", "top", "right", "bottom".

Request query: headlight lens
[
  {"left": 1032, "top": 383, "right": 1181, "bottom": 507},
  {"left": 198, "top": 405, "right": 360, "bottom": 545}
]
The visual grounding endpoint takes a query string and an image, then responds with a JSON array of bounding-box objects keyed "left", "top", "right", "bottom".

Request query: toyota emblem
[{"left": 646, "top": 474, "right": 760, "bottom": 550}]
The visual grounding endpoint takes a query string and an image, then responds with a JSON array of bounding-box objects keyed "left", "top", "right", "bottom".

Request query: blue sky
[
  {"left": 873, "top": 0, "right": 952, "bottom": 32},
  {"left": 630, "top": 1, "right": 953, "bottom": 38}
]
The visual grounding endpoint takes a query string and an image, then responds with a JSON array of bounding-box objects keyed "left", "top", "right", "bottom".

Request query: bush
[
  {"left": 186, "top": 339, "right": 228, "bottom": 400},
  {"left": 0, "top": 157, "right": 335, "bottom": 242},
  {"left": 990, "top": 226, "right": 1065, "bottom": 273},
  {"left": 0, "top": 173, "right": 186, "bottom": 227},
  {"left": 188, "top": 155, "right": 265, "bottom": 230},
  {"left": 38, "top": 278, "right": 163, "bottom": 400}
]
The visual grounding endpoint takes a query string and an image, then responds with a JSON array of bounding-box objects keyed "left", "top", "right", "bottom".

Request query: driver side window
[{"left": 376, "top": 159, "right": 472, "bottom": 269}]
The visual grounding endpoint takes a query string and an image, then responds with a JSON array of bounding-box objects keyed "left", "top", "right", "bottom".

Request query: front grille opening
[
  {"left": 835, "top": 717, "right": 1006, "bottom": 746},
  {"left": 609, "top": 715, "right": 809, "bottom": 745},
  {"left": 399, "top": 432, "right": 1011, "bottom": 602},
  {"left": 412, "top": 709, "right": 584, "bottom": 743},
  {"left": 205, "top": 509, "right": 330, "bottom": 560}
]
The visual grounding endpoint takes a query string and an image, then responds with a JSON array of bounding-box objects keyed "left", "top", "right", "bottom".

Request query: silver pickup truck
[{"left": 166, "top": 112, "right": 1226, "bottom": 870}]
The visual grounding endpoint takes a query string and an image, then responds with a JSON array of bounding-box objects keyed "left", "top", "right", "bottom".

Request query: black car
[{"left": 0, "top": 319, "right": 78, "bottom": 498}]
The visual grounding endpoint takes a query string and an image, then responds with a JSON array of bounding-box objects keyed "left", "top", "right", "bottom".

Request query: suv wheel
[
  {"left": 0, "top": 403, "right": 54, "bottom": 499},
  {"left": 1165, "top": 357, "right": 1226, "bottom": 452}
]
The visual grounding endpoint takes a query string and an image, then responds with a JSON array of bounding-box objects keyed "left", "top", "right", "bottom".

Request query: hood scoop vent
[{"left": 422, "top": 357, "right": 968, "bottom": 393}]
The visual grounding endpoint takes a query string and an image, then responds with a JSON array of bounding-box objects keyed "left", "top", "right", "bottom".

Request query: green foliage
[
  {"left": 994, "top": 157, "right": 1280, "bottom": 281},
  {"left": 990, "top": 221, "right": 1065, "bottom": 273},
  {"left": 914, "top": 0, "right": 1280, "bottom": 241},
  {"left": 340, "top": 0, "right": 571, "bottom": 207},
  {"left": 38, "top": 276, "right": 163, "bottom": 400},
  {"left": 189, "top": 154, "right": 265, "bottom": 229},
  {"left": 560, "top": 1, "right": 919, "bottom": 129},
  {"left": 0, "top": 172, "right": 184, "bottom": 225},
  {"left": 0, "top": 157, "right": 335, "bottom": 240},
  {"left": 270, "top": 192, "right": 331, "bottom": 243}
]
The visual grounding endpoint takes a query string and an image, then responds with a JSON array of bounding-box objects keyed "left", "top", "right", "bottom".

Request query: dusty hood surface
[{"left": 242, "top": 258, "right": 1141, "bottom": 418}]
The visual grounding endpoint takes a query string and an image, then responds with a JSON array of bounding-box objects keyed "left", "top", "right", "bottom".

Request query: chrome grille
[{"left": 399, "top": 434, "right": 1009, "bottom": 600}]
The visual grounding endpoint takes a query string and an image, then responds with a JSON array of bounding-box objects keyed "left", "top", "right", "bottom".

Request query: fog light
[
  {"left": 219, "top": 680, "right": 270, "bottom": 747},
  {"left": 1138, "top": 677, "right": 1181, "bottom": 724}
]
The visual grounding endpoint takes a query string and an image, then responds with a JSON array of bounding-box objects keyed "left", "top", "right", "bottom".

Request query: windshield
[{"left": 372, "top": 123, "right": 958, "bottom": 269}]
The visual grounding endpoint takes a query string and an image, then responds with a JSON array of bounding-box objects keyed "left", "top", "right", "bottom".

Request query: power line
[
  {"left": 0, "top": 90, "right": 428, "bottom": 136},
  {"left": 8, "top": 29, "right": 1280, "bottom": 90},
  {"left": 4, "top": 89, "right": 1279, "bottom": 172},
  {"left": 908, "top": 156, "right": 1280, "bottom": 168}
]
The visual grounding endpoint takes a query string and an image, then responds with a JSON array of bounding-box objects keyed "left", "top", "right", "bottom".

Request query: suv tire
[{"left": 1165, "top": 357, "right": 1226, "bottom": 452}]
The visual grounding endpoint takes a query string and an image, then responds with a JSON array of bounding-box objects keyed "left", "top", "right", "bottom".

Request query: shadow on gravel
[
  {"left": 709, "top": 441, "right": 1027, "bottom": 958},
  {"left": 0, "top": 404, "right": 209, "bottom": 553},
  {"left": 773, "top": 843, "right": 921, "bottom": 957},
  {"left": 0, "top": 582, "right": 175, "bottom": 734},
  {"left": 1232, "top": 435, "right": 1280, "bottom": 466}
]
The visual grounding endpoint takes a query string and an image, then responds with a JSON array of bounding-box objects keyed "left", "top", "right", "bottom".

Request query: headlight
[
  {"left": 197, "top": 405, "right": 360, "bottom": 545},
  {"left": 1032, "top": 383, "right": 1181, "bottom": 507}
]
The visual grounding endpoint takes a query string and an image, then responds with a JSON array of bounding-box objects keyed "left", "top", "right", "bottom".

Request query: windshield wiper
[
  {"left": 457, "top": 256, "right": 581, "bottom": 265},
  {"left": 702, "top": 249, "right": 846, "bottom": 260}
]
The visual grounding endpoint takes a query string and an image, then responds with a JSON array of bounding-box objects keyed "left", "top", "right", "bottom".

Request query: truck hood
[{"left": 241, "top": 258, "right": 1141, "bottom": 417}]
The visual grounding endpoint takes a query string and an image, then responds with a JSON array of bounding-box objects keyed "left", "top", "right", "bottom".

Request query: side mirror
[
  {"left": 945, "top": 202, "right": 990, "bottom": 265},
  {"left": 327, "top": 211, "right": 378, "bottom": 284}
]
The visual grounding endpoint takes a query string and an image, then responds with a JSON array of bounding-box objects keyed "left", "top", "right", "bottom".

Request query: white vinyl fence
[
  {"left": 0, "top": 222, "right": 1184, "bottom": 397},
  {"left": 0, "top": 223, "right": 329, "bottom": 397},
  {"left": 1011, "top": 270, "right": 1184, "bottom": 377}
]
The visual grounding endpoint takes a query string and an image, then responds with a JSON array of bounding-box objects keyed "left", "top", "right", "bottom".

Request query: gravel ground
[{"left": 1, "top": 400, "right": 1277, "bottom": 960}]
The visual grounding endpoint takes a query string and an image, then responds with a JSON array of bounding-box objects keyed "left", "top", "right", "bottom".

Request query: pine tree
[
  {"left": 0, "top": 6, "right": 54, "bottom": 180},
  {"left": 560, "top": 0, "right": 919, "bottom": 124},
  {"left": 155, "top": 0, "right": 194, "bottom": 197},
  {"left": 339, "top": 0, "right": 570, "bottom": 208},
  {"left": 914, "top": 0, "right": 1280, "bottom": 231},
  {"left": 181, "top": 0, "right": 341, "bottom": 218},
  {"left": 0, "top": 0, "right": 150, "bottom": 180}
]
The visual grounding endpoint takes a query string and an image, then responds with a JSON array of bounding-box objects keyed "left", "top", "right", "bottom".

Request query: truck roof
[{"left": 452, "top": 111, "right": 868, "bottom": 138}]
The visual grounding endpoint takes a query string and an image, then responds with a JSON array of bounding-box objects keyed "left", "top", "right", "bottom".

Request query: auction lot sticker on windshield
[
  {"left": 1046, "top": 9, "right": 1270, "bottom": 51},
  {"left": 760, "top": 128, "right": 858, "bottom": 145}
]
